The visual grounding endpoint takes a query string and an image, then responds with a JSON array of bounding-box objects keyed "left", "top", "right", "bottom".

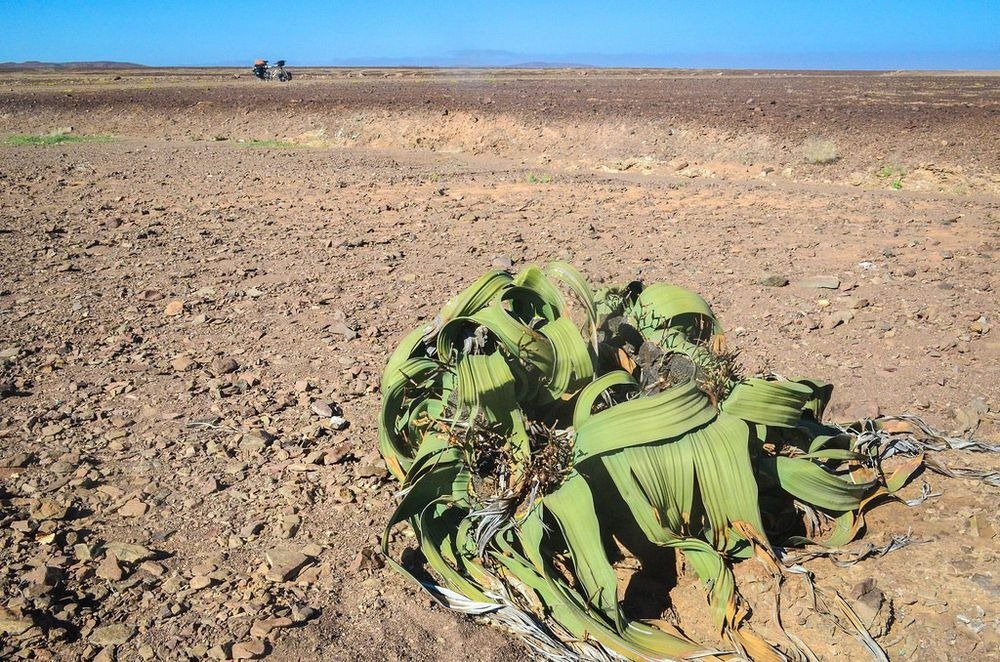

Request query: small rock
[
  {"left": 190, "top": 575, "right": 214, "bottom": 590},
  {"left": 491, "top": 255, "right": 514, "bottom": 270},
  {"left": 30, "top": 499, "right": 69, "bottom": 521},
  {"left": 329, "top": 415, "right": 349, "bottom": 430},
  {"left": 210, "top": 356, "right": 240, "bottom": 376},
  {"left": 356, "top": 459, "right": 387, "bottom": 479},
  {"left": 164, "top": 300, "right": 185, "bottom": 316},
  {"left": 969, "top": 316, "right": 991, "bottom": 334},
  {"left": 349, "top": 547, "right": 385, "bottom": 574},
  {"left": 310, "top": 400, "right": 334, "bottom": 418},
  {"left": 278, "top": 514, "right": 301, "bottom": 539},
  {"left": 250, "top": 616, "right": 293, "bottom": 638},
  {"left": 105, "top": 542, "right": 156, "bottom": 563},
  {"left": 231, "top": 639, "right": 268, "bottom": 660},
  {"left": 759, "top": 275, "right": 789, "bottom": 287},
  {"left": 118, "top": 499, "right": 149, "bottom": 517},
  {"left": 954, "top": 398, "right": 988, "bottom": 434},
  {"left": 291, "top": 605, "right": 317, "bottom": 623},
  {"left": 200, "top": 477, "right": 222, "bottom": 495},
  {"left": 0, "top": 610, "right": 34, "bottom": 636},
  {"left": 97, "top": 554, "right": 125, "bottom": 581},
  {"left": 171, "top": 355, "right": 196, "bottom": 372},
  {"left": 241, "top": 429, "right": 274, "bottom": 452},
  {"left": 240, "top": 520, "right": 265, "bottom": 537},
  {"left": 207, "top": 644, "right": 231, "bottom": 660},
  {"left": 90, "top": 623, "right": 136, "bottom": 646},
  {"left": 824, "top": 310, "right": 854, "bottom": 329},
  {"left": 139, "top": 560, "right": 166, "bottom": 576},
  {"left": 329, "top": 321, "right": 357, "bottom": 340},
  {"left": 265, "top": 548, "right": 309, "bottom": 582}
]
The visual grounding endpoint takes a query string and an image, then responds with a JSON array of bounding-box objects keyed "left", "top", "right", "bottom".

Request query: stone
[
  {"left": 200, "top": 477, "right": 222, "bottom": 495},
  {"left": 278, "top": 514, "right": 301, "bottom": 539},
  {"left": 291, "top": 605, "right": 317, "bottom": 623},
  {"left": 759, "top": 275, "right": 789, "bottom": 287},
  {"left": 232, "top": 639, "right": 267, "bottom": 659},
  {"left": 0, "top": 612, "right": 34, "bottom": 636},
  {"left": 190, "top": 575, "right": 214, "bottom": 590},
  {"left": 823, "top": 310, "right": 854, "bottom": 329},
  {"left": 90, "top": 623, "right": 136, "bottom": 646},
  {"left": 329, "top": 321, "right": 357, "bottom": 340},
  {"left": 207, "top": 644, "right": 231, "bottom": 660},
  {"left": 210, "top": 356, "right": 240, "bottom": 375},
  {"left": 348, "top": 547, "right": 385, "bottom": 574},
  {"left": 356, "top": 460, "right": 387, "bottom": 479},
  {"left": 240, "top": 520, "right": 265, "bottom": 537},
  {"left": 954, "top": 398, "right": 989, "bottom": 434},
  {"left": 265, "top": 548, "right": 309, "bottom": 582},
  {"left": 105, "top": 542, "right": 156, "bottom": 563},
  {"left": 30, "top": 500, "right": 69, "bottom": 521},
  {"left": 139, "top": 561, "right": 166, "bottom": 577},
  {"left": 118, "top": 499, "right": 149, "bottom": 517},
  {"left": 794, "top": 276, "right": 841, "bottom": 289},
  {"left": 164, "top": 300, "right": 185, "bottom": 316},
  {"left": 97, "top": 554, "right": 125, "bottom": 581},
  {"left": 171, "top": 355, "right": 196, "bottom": 372},
  {"left": 241, "top": 429, "right": 274, "bottom": 452},
  {"left": 491, "top": 255, "right": 514, "bottom": 270},
  {"left": 25, "top": 564, "right": 61, "bottom": 587},
  {"left": 250, "top": 616, "right": 293, "bottom": 638},
  {"left": 329, "top": 415, "right": 348, "bottom": 430},
  {"left": 310, "top": 400, "right": 334, "bottom": 418}
]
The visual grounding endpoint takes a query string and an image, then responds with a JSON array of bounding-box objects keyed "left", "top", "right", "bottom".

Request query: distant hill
[
  {"left": 0, "top": 61, "right": 147, "bottom": 70},
  {"left": 506, "top": 61, "right": 591, "bottom": 69}
]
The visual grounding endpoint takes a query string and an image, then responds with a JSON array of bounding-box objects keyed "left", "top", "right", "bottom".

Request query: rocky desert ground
[{"left": 0, "top": 68, "right": 998, "bottom": 661}]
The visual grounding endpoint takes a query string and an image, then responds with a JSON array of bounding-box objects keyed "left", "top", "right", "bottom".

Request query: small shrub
[
  {"left": 526, "top": 173, "right": 552, "bottom": 184},
  {"left": 877, "top": 164, "right": 906, "bottom": 190},
  {"left": 237, "top": 139, "right": 298, "bottom": 149},
  {"left": 4, "top": 133, "right": 113, "bottom": 146},
  {"left": 802, "top": 137, "right": 838, "bottom": 164}
]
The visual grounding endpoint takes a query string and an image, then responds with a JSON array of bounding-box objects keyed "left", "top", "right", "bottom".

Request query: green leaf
[
  {"left": 721, "top": 378, "right": 813, "bottom": 428},
  {"left": 760, "top": 455, "right": 878, "bottom": 512},
  {"left": 574, "top": 381, "right": 716, "bottom": 463}
]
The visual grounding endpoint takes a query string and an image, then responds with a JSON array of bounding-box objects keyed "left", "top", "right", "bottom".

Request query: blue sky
[{"left": 3, "top": 1, "right": 998, "bottom": 69}]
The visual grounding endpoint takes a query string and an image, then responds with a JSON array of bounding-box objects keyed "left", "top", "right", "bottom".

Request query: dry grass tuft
[{"left": 802, "top": 137, "right": 839, "bottom": 164}]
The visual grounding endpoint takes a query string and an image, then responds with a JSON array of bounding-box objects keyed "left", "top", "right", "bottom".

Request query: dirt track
[{"left": 1, "top": 69, "right": 998, "bottom": 661}]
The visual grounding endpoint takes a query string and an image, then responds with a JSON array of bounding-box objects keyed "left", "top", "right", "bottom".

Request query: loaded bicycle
[{"left": 251, "top": 59, "right": 292, "bottom": 82}]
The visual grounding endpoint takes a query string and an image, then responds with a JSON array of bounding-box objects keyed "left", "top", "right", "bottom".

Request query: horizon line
[{"left": 3, "top": 60, "right": 999, "bottom": 74}]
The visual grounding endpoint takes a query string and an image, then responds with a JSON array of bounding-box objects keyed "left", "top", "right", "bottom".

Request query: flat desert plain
[{"left": 0, "top": 68, "right": 998, "bottom": 661}]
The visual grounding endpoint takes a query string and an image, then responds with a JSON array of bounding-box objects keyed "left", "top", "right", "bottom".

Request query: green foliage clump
[{"left": 378, "top": 262, "right": 951, "bottom": 659}]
